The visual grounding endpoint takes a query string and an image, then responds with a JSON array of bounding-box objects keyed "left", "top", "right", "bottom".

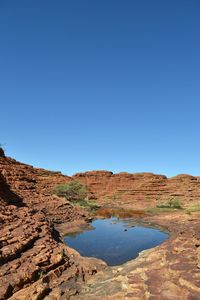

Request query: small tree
[{"left": 53, "top": 180, "right": 87, "bottom": 201}]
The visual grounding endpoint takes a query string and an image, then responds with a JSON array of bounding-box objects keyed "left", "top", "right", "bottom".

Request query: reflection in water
[{"left": 64, "top": 217, "right": 168, "bottom": 266}]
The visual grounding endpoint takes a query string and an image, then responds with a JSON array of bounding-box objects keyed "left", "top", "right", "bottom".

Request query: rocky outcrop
[
  {"left": 1, "top": 153, "right": 200, "bottom": 299},
  {"left": 74, "top": 171, "right": 200, "bottom": 209},
  {"left": 0, "top": 157, "right": 105, "bottom": 300},
  {"left": 0, "top": 156, "right": 90, "bottom": 224},
  {"left": 71, "top": 212, "right": 200, "bottom": 300}
]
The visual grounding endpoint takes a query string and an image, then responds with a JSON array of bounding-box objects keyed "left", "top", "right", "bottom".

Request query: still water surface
[{"left": 64, "top": 218, "right": 168, "bottom": 266}]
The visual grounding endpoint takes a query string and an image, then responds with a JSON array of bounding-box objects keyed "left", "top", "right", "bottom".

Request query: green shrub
[
  {"left": 156, "top": 198, "right": 182, "bottom": 209},
  {"left": 185, "top": 205, "right": 200, "bottom": 214},
  {"left": 53, "top": 180, "right": 87, "bottom": 201},
  {"left": 73, "top": 199, "right": 100, "bottom": 210},
  {"left": 146, "top": 207, "right": 177, "bottom": 214}
]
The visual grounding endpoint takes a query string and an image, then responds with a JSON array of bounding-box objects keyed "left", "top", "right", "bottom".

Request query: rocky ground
[
  {"left": 0, "top": 152, "right": 105, "bottom": 300},
  {"left": 0, "top": 149, "right": 200, "bottom": 299},
  {"left": 71, "top": 212, "right": 200, "bottom": 300}
]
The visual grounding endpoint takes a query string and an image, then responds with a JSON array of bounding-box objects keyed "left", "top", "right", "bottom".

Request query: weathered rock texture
[
  {"left": 71, "top": 212, "right": 200, "bottom": 299},
  {"left": 0, "top": 155, "right": 105, "bottom": 300},
  {"left": 0, "top": 156, "right": 85, "bottom": 224},
  {"left": 74, "top": 171, "right": 200, "bottom": 209},
  {"left": 1, "top": 152, "right": 200, "bottom": 300}
]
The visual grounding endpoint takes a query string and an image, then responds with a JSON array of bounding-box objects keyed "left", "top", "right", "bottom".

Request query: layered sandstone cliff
[
  {"left": 74, "top": 170, "right": 200, "bottom": 209},
  {"left": 1, "top": 149, "right": 200, "bottom": 299},
  {"left": 0, "top": 153, "right": 105, "bottom": 300}
]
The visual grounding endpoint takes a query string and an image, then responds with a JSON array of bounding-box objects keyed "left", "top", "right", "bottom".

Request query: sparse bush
[
  {"left": 146, "top": 207, "right": 177, "bottom": 214},
  {"left": 156, "top": 198, "right": 182, "bottom": 209},
  {"left": 73, "top": 199, "right": 100, "bottom": 210},
  {"left": 185, "top": 205, "right": 200, "bottom": 214},
  {"left": 53, "top": 180, "right": 87, "bottom": 201}
]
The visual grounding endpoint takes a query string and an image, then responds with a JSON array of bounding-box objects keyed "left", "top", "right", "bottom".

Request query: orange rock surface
[
  {"left": 0, "top": 148, "right": 200, "bottom": 299},
  {"left": 74, "top": 170, "right": 200, "bottom": 209},
  {"left": 0, "top": 152, "right": 105, "bottom": 300}
]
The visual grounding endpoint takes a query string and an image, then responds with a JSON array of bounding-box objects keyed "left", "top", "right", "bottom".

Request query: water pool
[{"left": 64, "top": 217, "right": 168, "bottom": 266}]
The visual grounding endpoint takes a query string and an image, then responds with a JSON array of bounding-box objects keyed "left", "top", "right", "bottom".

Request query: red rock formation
[
  {"left": 1, "top": 151, "right": 200, "bottom": 299},
  {"left": 0, "top": 156, "right": 87, "bottom": 224},
  {"left": 0, "top": 156, "right": 105, "bottom": 300},
  {"left": 74, "top": 171, "right": 200, "bottom": 209}
]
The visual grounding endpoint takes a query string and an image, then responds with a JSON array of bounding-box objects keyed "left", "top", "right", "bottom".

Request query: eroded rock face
[
  {"left": 71, "top": 212, "right": 200, "bottom": 300},
  {"left": 1, "top": 154, "right": 200, "bottom": 299},
  {"left": 0, "top": 157, "right": 105, "bottom": 300},
  {"left": 74, "top": 171, "right": 200, "bottom": 209},
  {"left": 71, "top": 172, "right": 200, "bottom": 299},
  {"left": 0, "top": 156, "right": 88, "bottom": 224}
]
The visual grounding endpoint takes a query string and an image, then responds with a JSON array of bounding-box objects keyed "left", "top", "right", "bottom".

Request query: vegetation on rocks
[
  {"left": 156, "top": 198, "right": 182, "bottom": 209},
  {"left": 146, "top": 198, "right": 183, "bottom": 214},
  {"left": 1, "top": 153, "right": 200, "bottom": 299},
  {"left": 53, "top": 180, "right": 100, "bottom": 211},
  {"left": 53, "top": 180, "right": 87, "bottom": 201},
  {"left": 185, "top": 204, "right": 200, "bottom": 214},
  {"left": 73, "top": 199, "right": 100, "bottom": 210}
]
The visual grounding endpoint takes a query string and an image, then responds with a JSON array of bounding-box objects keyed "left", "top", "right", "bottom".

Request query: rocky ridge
[
  {"left": 0, "top": 153, "right": 105, "bottom": 300},
  {"left": 74, "top": 170, "right": 200, "bottom": 209},
  {"left": 0, "top": 149, "right": 200, "bottom": 299}
]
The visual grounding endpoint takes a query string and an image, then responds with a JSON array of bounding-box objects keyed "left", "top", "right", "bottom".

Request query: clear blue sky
[{"left": 1, "top": 0, "right": 200, "bottom": 176}]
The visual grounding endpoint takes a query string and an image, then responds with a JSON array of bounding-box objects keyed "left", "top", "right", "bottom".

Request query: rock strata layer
[
  {"left": 0, "top": 156, "right": 105, "bottom": 300},
  {"left": 1, "top": 153, "right": 200, "bottom": 299},
  {"left": 74, "top": 171, "right": 200, "bottom": 209}
]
